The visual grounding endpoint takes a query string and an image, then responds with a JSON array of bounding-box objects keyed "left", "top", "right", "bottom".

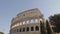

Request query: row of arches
[
  {"left": 12, "top": 19, "right": 43, "bottom": 28},
  {"left": 12, "top": 26, "right": 39, "bottom": 33}
]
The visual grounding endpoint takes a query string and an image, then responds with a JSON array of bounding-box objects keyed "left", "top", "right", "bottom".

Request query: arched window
[
  {"left": 31, "top": 27, "right": 34, "bottom": 31},
  {"left": 17, "top": 29, "right": 19, "bottom": 32},
  {"left": 16, "top": 23, "right": 19, "bottom": 26},
  {"left": 26, "top": 27, "right": 29, "bottom": 31},
  {"left": 23, "top": 21, "right": 25, "bottom": 24},
  {"left": 35, "top": 19, "right": 38, "bottom": 23},
  {"left": 20, "top": 22, "right": 22, "bottom": 25},
  {"left": 19, "top": 28, "right": 21, "bottom": 32},
  {"left": 35, "top": 26, "right": 39, "bottom": 31},
  {"left": 14, "top": 24, "right": 17, "bottom": 27},
  {"left": 22, "top": 27, "right": 25, "bottom": 32},
  {"left": 14, "top": 24, "right": 16, "bottom": 27},
  {"left": 30, "top": 19, "right": 34, "bottom": 23},
  {"left": 26, "top": 20, "right": 29, "bottom": 24}
]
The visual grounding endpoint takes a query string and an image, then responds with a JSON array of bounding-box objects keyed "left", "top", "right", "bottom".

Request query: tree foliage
[
  {"left": 49, "top": 14, "right": 60, "bottom": 33},
  {"left": 0, "top": 32, "right": 4, "bottom": 34},
  {"left": 40, "top": 21, "right": 46, "bottom": 34},
  {"left": 46, "top": 20, "right": 52, "bottom": 34}
]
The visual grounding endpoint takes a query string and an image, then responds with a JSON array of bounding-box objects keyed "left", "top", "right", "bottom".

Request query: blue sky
[{"left": 0, "top": 0, "right": 60, "bottom": 34}]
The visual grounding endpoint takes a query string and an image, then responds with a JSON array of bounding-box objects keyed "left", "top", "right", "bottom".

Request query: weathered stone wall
[{"left": 10, "top": 8, "right": 44, "bottom": 34}]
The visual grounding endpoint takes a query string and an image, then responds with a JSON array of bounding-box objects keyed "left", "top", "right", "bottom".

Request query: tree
[
  {"left": 0, "top": 32, "right": 4, "bottom": 34},
  {"left": 40, "top": 21, "right": 46, "bottom": 34},
  {"left": 46, "top": 20, "right": 52, "bottom": 34},
  {"left": 49, "top": 14, "right": 60, "bottom": 33}
]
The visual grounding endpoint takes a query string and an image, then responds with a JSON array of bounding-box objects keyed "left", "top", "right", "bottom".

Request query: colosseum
[{"left": 10, "top": 8, "right": 46, "bottom": 34}]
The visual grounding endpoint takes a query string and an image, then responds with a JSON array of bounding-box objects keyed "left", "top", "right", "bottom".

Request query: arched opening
[
  {"left": 31, "top": 27, "right": 34, "bottom": 31},
  {"left": 35, "top": 26, "right": 39, "bottom": 31},
  {"left": 23, "top": 21, "right": 25, "bottom": 24},
  {"left": 30, "top": 19, "right": 34, "bottom": 23},
  {"left": 35, "top": 19, "right": 38, "bottom": 23},
  {"left": 26, "top": 20, "right": 29, "bottom": 24},
  {"left": 17, "top": 29, "right": 18, "bottom": 32},
  {"left": 19, "top": 28, "right": 21, "bottom": 32},
  {"left": 22, "top": 27, "right": 25, "bottom": 32},
  {"left": 20, "top": 22, "right": 22, "bottom": 25},
  {"left": 26, "top": 27, "right": 29, "bottom": 31}
]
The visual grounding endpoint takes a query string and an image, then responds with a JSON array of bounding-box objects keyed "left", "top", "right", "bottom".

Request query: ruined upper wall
[{"left": 11, "top": 8, "right": 43, "bottom": 24}]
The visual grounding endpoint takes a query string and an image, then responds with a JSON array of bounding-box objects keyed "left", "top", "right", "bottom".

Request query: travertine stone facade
[{"left": 10, "top": 8, "right": 46, "bottom": 34}]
